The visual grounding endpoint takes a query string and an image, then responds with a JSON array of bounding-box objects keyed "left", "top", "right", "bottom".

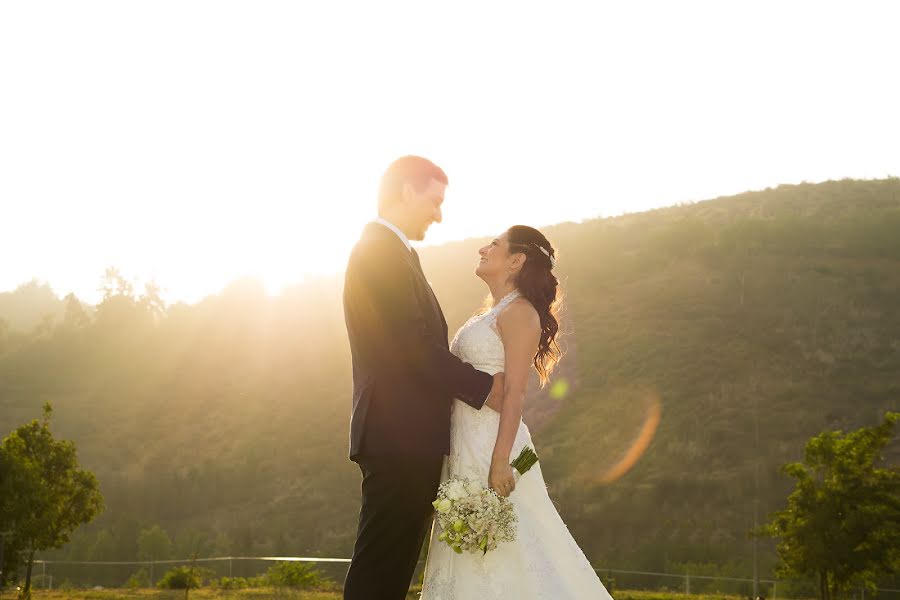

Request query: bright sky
[{"left": 2, "top": 1, "right": 898, "bottom": 304}]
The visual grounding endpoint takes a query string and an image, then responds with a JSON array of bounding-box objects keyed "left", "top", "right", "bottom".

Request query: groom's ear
[{"left": 400, "top": 182, "right": 416, "bottom": 206}]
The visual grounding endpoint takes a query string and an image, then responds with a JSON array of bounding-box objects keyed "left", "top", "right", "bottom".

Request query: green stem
[{"left": 511, "top": 446, "right": 539, "bottom": 475}]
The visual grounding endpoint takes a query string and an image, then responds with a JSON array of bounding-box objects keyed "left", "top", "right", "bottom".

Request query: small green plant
[
  {"left": 265, "top": 561, "right": 326, "bottom": 588},
  {"left": 125, "top": 567, "right": 149, "bottom": 589},
  {"left": 211, "top": 575, "right": 267, "bottom": 589},
  {"left": 155, "top": 565, "right": 214, "bottom": 589},
  {"left": 212, "top": 576, "right": 245, "bottom": 590}
]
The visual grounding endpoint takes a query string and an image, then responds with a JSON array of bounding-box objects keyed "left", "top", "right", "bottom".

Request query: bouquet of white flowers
[{"left": 431, "top": 446, "right": 539, "bottom": 555}]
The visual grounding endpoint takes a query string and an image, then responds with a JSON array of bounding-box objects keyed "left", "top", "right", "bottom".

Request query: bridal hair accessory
[{"left": 533, "top": 243, "right": 556, "bottom": 269}]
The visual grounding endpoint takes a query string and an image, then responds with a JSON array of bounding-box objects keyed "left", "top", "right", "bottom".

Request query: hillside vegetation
[{"left": 1, "top": 178, "right": 898, "bottom": 585}]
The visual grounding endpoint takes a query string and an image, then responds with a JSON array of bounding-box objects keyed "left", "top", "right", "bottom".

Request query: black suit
[{"left": 342, "top": 222, "right": 494, "bottom": 599}]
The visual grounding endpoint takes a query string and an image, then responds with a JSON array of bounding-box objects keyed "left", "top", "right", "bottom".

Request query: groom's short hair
[{"left": 378, "top": 155, "right": 448, "bottom": 213}]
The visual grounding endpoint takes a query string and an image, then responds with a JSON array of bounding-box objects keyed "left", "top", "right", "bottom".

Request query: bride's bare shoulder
[{"left": 496, "top": 297, "right": 540, "bottom": 334}]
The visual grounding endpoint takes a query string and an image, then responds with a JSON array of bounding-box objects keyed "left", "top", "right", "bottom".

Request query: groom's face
[{"left": 402, "top": 178, "right": 445, "bottom": 241}]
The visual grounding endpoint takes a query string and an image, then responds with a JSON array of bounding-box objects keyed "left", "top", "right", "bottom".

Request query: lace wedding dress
[{"left": 420, "top": 290, "right": 614, "bottom": 599}]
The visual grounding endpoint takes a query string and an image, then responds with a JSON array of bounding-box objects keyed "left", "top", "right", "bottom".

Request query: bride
[{"left": 420, "top": 225, "right": 614, "bottom": 599}]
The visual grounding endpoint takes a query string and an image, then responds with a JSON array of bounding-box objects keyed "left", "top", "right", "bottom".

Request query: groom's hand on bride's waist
[{"left": 484, "top": 373, "right": 505, "bottom": 413}]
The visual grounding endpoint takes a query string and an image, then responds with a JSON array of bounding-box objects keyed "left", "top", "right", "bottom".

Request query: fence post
[
  {"left": 773, "top": 581, "right": 777, "bottom": 600},
  {"left": 229, "top": 558, "right": 233, "bottom": 578},
  {"left": 41, "top": 561, "right": 46, "bottom": 588},
  {"left": 685, "top": 571, "right": 690, "bottom": 595},
  {"left": 149, "top": 560, "right": 154, "bottom": 587}
]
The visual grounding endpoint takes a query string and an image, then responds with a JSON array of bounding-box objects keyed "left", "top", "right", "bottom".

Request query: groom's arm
[{"left": 346, "top": 242, "right": 498, "bottom": 410}]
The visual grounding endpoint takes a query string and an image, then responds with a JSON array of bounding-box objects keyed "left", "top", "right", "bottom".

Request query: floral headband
[{"left": 532, "top": 243, "right": 556, "bottom": 269}]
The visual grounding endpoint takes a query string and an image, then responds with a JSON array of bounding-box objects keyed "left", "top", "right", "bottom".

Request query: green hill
[{"left": 1, "top": 178, "right": 899, "bottom": 583}]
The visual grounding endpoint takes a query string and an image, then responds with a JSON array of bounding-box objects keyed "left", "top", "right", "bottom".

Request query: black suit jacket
[{"left": 342, "top": 222, "right": 494, "bottom": 460}]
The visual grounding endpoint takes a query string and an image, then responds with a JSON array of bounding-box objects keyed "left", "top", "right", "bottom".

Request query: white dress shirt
[{"left": 372, "top": 217, "right": 413, "bottom": 252}]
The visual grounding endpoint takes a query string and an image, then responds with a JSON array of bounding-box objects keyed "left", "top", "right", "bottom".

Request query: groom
[{"left": 342, "top": 156, "right": 505, "bottom": 599}]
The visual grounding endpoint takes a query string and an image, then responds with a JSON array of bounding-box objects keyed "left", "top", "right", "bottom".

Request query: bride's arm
[
  {"left": 488, "top": 300, "right": 541, "bottom": 497},
  {"left": 345, "top": 239, "right": 503, "bottom": 410}
]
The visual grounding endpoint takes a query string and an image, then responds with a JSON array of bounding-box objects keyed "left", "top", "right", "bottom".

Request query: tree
[
  {"left": 94, "top": 269, "right": 162, "bottom": 336},
  {"left": 88, "top": 529, "right": 116, "bottom": 561},
  {"left": 138, "top": 524, "right": 174, "bottom": 586},
  {"left": 139, "top": 281, "right": 167, "bottom": 322},
  {"left": 62, "top": 293, "right": 91, "bottom": 330},
  {"left": 99, "top": 267, "right": 135, "bottom": 302},
  {"left": 0, "top": 403, "right": 104, "bottom": 597},
  {"left": 211, "top": 532, "right": 233, "bottom": 557},
  {"left": 174, "top": 529, "right": 210, "bottom": 561},
  {"left": 156, "top": 565, "right": 215, "bottom": 590},
  {"left": 757, "top": 411, "right": 900, "bottom": 600},
  {"left": 138, "top": 524, "right": 174, "bottom": 561},
  {"left": 0, "top": 317, "right": 9, "bottom": 355},
  {"left": 0, "top": 438, "right": 34, "bottom": 588}
]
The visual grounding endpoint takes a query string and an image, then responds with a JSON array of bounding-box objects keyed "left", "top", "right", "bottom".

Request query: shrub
[
  {"left": 156, "top": 566, "right": 215, "bottom": 589},
  {"left": 265, "top": 561, "right": 326, "bottom": 588},
  {"left": 125, "top": 567, "right": 149, "bottom": 589},
  {"left": 211, "top": 575, "right": 267, "bottom": 590}
]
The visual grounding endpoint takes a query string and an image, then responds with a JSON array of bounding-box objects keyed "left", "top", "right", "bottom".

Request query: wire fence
[
  {"left": 20, "top": 556, "right": 900, "bottom": 599},
  {"left": 591, "top": 568, "right": 900, "bottom": 600},
  {"left": 27, "top": 556, "right": 351, "bottom": 591}
]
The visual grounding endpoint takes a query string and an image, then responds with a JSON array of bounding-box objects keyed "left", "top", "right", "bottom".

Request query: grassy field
[
  {"left": 5, "top": 589, "right": 762, "bottom": 600},
  {"left": 2, "top": 590, "right": 340, "bottom": 600}
]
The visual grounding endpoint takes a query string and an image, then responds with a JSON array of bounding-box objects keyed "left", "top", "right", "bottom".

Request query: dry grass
[
  {"left": 10, "top": 588, "right": 760, "bottom": 600},
  {"left": 6, "top": 590, "right": 341, "bottom": 600}
]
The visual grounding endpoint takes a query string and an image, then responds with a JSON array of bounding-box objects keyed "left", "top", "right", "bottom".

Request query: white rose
[
  {"left": 445, "top": 480, "right": 467, "bottom": 501},
  {"left": 436, "top": 498, "right": 453, "bottom": 513}
]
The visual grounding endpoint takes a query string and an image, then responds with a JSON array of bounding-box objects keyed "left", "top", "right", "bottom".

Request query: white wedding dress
[{"left": 420, "top": 290, "right": 614, "bottom": 599}]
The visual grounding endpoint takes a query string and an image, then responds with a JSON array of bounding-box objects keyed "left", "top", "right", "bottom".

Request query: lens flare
[
  {"left": 593, "top": 389, "right": 662, "bottom": 484},
  {"left": 549, "top": 378, "right": 570, "bottom": 400}
]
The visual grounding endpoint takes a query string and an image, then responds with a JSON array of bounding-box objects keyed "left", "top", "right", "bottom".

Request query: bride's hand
[{"left": 489, "top": 458, "right": 516, "bottom": 497}]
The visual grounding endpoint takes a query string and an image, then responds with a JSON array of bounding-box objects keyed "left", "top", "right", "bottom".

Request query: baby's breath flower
[{"left": 433, "top": 477, "right": 517, "bottom": 555}]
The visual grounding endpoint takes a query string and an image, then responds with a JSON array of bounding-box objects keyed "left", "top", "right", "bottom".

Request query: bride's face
[{"left": 476, "top": 232, "right": 516, "bottom": 278}]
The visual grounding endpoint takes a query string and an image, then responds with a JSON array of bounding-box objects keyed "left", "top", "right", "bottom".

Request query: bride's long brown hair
[{"left": 506, "top": 225, "right": 563, "bottom": 387}]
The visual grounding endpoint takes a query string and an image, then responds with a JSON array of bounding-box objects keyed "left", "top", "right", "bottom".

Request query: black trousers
[{"left": 343, "top": 453, "right": 444, "bottom": 600}]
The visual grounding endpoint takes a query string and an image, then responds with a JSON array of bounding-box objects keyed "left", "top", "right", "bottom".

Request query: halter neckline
[{"left": 491, "top": 289, "right": 521, "bottom": 311}]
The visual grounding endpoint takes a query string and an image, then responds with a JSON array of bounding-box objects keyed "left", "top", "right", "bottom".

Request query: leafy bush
[
  {"left": 125, "top": 567, "right": 149, "bottom": 589},
  {"left": 265, "top": 561, "right": 326, "bottom": 588},
  {"left": 156, "top": 566, "right": 215, "bottom": 589},
  {"left": 210, "top": 563, "right": 327, "bottom": 590}
]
